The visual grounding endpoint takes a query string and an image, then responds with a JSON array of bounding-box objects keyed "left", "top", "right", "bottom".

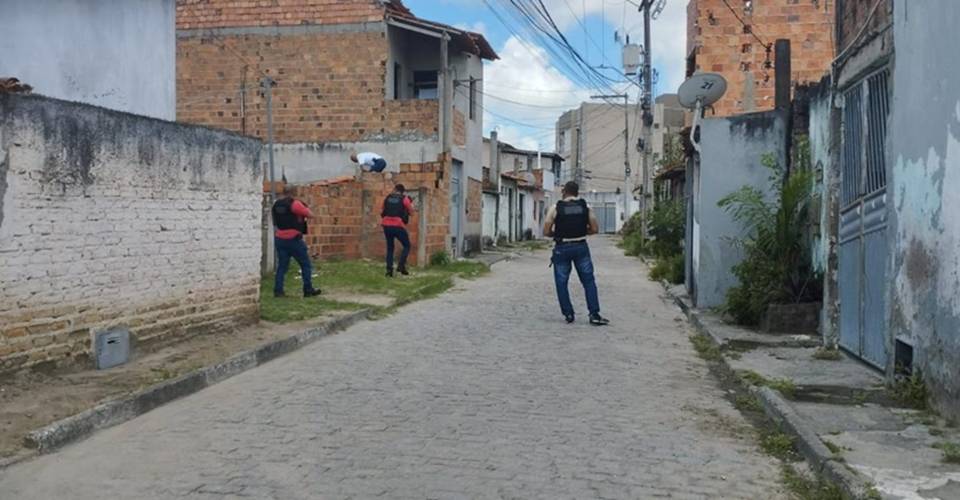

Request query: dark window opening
[
  {"left": 414, "top": 70, "right": 439, "bottom": 99},
  {"left": 393, "top": 63, "right": 402, "bottom": 99},
  {"left": 469, "top": 77, "right": 477, "bottom": 120}
]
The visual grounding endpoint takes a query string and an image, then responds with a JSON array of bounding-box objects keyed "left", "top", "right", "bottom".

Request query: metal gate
[
  {"left": 450, "top": 161, "right": 463, "bottom": 256},
  {"left": 838, "top": 69, "right": 891, "bottom": 369},
  {"left": 595, "top": 203, "right": 617, "bottom": 233}
]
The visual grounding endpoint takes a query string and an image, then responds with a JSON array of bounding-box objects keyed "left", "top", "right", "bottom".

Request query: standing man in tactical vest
[
  {"left": 272, "top": 185, "right": 322, "bottom": 298},
  {"left": 381, "top": 183, "right": 414, "bottom": 277},
  {"left": 543, "top": 181, "right": 610, "bottom": 326}
]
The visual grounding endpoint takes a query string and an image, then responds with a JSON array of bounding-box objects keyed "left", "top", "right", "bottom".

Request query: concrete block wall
[
  {"left": 0, "top": 94, "right": 262, "bottom": 373},
  {"left": 687, "top": 0, "right": 835, "bottom": 117}
]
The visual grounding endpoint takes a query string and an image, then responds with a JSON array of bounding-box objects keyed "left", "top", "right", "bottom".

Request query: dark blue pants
[
  {"left": 552, "top": 241, "right": 601, "bottom": 317},
  {"left": 384, "top": 226, "right": 410, "bottom": 271},
  {"left": 369, "top": 158, "right": 387, "bottom": 172},
  {"left": 274, "top": 236, "right": 315, "bottom": 294}
]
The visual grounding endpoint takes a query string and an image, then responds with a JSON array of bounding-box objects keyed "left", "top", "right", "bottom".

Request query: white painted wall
[{"left": 0, "top": 0, "right": 176, "bottom": 120}]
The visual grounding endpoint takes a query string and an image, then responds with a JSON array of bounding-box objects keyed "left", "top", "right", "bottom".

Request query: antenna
[{"left": 677, "top": 73, "right": 728, "bottom": 153}]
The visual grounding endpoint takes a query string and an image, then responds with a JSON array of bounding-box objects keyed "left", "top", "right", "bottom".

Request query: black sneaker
[
  {"left": 386, "top": 269, "right": 394, "bottom": 278},
  {"left": 304, "top": 289, "right": 322, "bottom": 298},
  {"left": 274, "top": 291, "right": 287, "bottom": 298},
  {"left": 398, "top": 267, "right": 410, "bottom": 276},
  {"left": 565, "top": 314, "right": 576, "bottom": 324},
  {"left": 589, "top": 314, "right": 610, "bottom": 326}
]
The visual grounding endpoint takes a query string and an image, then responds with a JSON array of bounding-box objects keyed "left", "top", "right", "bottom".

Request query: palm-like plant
[{"left": 718, "top": 154, "right": 818, "bottom": 325}]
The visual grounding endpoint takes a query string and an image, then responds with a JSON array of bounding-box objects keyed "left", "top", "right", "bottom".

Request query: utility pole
[
  {"left": 639, "top": 0, "right": 655, "bottom": 240},
  {"left": 576, "top": 108, "right": 584, "bottom": 186},
  {"left": 261, "top": 76, "right": 277, "bottom": 201},
  {"left": 591, "top": 93, "right": 631, "bottom": 221}
]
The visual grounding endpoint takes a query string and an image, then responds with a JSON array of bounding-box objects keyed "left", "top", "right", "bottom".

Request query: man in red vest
[
  {"left": 381, "top": 184, "right": 415, "bottom": 277},
  {"left": 271, "top": 185, "right": 321, "bottom": 298}
]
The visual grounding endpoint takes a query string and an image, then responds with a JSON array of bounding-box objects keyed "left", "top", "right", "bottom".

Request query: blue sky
[{"left": 401, "top": 0, "right": 688, "bottom": 151}]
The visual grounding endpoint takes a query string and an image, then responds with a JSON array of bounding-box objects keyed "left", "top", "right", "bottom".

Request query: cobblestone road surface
[{"left": 0, "top": 238, "right": 786, "bottom": 499}]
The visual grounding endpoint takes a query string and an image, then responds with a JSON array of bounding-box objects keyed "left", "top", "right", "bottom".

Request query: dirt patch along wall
[{"left": 0, "top": 94, "right": 263, "bottom": 374}]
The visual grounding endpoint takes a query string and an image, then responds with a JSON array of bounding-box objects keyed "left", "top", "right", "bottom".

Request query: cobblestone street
[{"left": 0, "top": 238, "right": 787, "bottom": 499}]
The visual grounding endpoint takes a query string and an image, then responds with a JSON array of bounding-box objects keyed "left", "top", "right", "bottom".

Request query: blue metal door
[{"left": 838, "top": 69, "right": 891, "bottom": 369}]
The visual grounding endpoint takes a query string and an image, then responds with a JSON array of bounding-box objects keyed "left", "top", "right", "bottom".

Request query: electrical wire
[{"left": 719, "top": 0, "right": 772, "bottom": 49}]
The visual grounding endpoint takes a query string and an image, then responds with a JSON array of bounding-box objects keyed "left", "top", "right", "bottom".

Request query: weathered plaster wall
[
  {"left": 693, "top": 111, "right": 786, "bottom": 308},
  {"left": 0, "top": 94, "right": 262, "bottom": 373},
  {"left": 807, "top": 76, "right": 842, "bottom": 346},
  {"left": 888, "top": 0, "right": 960, "bottom": 418},
  {"left": 0, "top": 0, "right": 176, "bottom": 120},
  {"left": 274, "top": 141, "right": 441, "bottom": 184}
]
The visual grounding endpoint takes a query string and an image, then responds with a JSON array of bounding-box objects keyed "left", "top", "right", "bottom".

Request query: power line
[{"left": 719, "top": 0, "right": 772, "bottom": 49}]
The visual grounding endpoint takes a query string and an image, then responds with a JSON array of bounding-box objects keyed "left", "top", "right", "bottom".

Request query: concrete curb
[
  {"left": 666, "top": 288, "right": 877, "bottom": 499},
  {"left": 20, "top": 309, "right": 371, "bottom": 457}
]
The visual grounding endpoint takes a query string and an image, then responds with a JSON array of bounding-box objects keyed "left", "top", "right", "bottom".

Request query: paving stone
[{"left": 0, "top": 238, "right": 787, "bottom": 499}]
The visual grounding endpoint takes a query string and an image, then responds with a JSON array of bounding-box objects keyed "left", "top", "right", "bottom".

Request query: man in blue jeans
[
  {"left": 381, "top": 184, "right": 415, "bottom": 277},
  {"left": 271, "top": 185, "right": 321, "bottom": 298},
  {"left": 543, "top": 181, "right": 610, "bottom": 326}
]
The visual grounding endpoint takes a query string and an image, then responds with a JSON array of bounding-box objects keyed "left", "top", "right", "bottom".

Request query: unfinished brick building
[
  {"left": 686, "top": 0, "right": 835, "bottom": 117},
  {"left": 176, "top": 0, "right": 497, "bottom": 260}
]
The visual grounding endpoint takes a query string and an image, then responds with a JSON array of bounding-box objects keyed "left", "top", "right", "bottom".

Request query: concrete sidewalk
[{"left": 670, "top": 286, "right": 960, "bottom": 500}]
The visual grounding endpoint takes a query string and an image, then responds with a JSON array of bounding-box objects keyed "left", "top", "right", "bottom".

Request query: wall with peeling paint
[
  {"left": 0, "top": 0, "right": 176, "bottom": 120},
  {"left": 888, "top": 0, "right": 960, "bottom": 418},
  {"left": 273, "top": 141, "right": 442, "bottom": 185},
  {"left": 690, "top": 111, "right": 787, "bottom": 308}
]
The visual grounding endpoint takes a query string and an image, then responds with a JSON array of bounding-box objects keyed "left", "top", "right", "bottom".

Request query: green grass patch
[
  {"left": 737, "top": 370, "right": 797, "bottom": 399},
  {"left": 261, "top": 259, "right": 488, "bottom": 323},
  {"left": 889, "top": 372, "right": 929, "bottom": 410},
  {"left": 690, "top": 334, "right": 722, "bottom": 361},
  {"left": 935, "top": 442, "right": 960, "bottom": 463},
  {"left": 734, "top": 394, "right": 763, "bottom": 413},
  {"left": 780, "top": 464, "right": 844, "bottom": 500},
  {"left": 822, "top": 439, "right": 842, "bottom": 455},
  {"left": 812, "top": 347, "right": 843, "bottom": 361},
  {"left": 760, "top": 430, "right": 796, "bottom": 460}
]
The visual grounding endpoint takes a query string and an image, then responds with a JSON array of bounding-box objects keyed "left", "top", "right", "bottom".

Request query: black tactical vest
[
  {"left": 272, "top": 197, "right": 306, "bottom": 233},
  {"left": 382, "top": 193, "right": 409, "bottom": 224},
  {"left": 553, "top": 199, "right": 589, "bottom": 240}
]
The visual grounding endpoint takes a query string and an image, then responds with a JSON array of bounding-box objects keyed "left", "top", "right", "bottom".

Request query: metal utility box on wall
[{"left": 94, "top": 328, "right": 130, "bottom": 370}]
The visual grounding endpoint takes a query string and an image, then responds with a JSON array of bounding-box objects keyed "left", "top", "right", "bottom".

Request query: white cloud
[
  {"left": 453, "top": 21, "right": 488, "bottom": 36},
  {"left": 481, "top": 36, "right": 590, "bottom": 151}
]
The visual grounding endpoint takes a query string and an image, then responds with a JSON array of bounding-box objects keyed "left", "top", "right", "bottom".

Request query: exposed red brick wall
[
  {"left": 453, "top": 109, "right": 466, "bottom": 147},
  {"left": 176, "top": 0, "right": 384, "bottom": 30},
  {"left": 467, "top": 178, "right": 482, "bottom": 223},
  {"left": 288, "top": 156, "right": 451, "bottom": 265},
  {"left": 687, "top": 0, "right": 835, "bottom": 117},
  {"left": 177, "top": 32, "right": 439, "bottom": 143}
]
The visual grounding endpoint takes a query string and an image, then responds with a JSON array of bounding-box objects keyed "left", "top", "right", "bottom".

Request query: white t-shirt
[{"left": 355, "top": 152, "right": 383, "bottom": 166}]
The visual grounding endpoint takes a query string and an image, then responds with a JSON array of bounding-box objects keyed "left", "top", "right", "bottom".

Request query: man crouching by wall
[{"left": 272, "top": 185, "right": 322, "bottom": 298}]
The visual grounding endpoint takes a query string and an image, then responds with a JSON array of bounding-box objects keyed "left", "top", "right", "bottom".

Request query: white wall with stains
[
  {"left": 0, "top": 0, "right": 176, "bottom": 120},
  {"left": 888, "top": 0, "right": 960, "bottom": 418}
]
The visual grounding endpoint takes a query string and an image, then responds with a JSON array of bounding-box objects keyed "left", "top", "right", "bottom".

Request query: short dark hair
[
  {"left": 563, "top": 181, "right": 579, "bottom": 197},
  {"left": 282, "top": 184, "right": 295, "bottom": 196},
  {"left": 394, "top": 183, "right": 406, "bottom": 193}
]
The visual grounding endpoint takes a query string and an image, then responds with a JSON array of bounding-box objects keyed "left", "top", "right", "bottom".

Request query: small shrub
[
  {"left": 813, "top": 347, "right": 843, "bottom": 361},
  {"left": 622, "top": 231, "right": 646, "bottom": 257},
  {"left": 650, "top": 254, "right": 684, "bottom": 284},
  {"left": 939, "top": 442, "right": 960, "bottom": 463},
  {"left": 760, "top": 430, "right": 796, "bottom": 459},
  {"left": 429, "top": 250, "right": 451, "bottom": 267},
  {"left": 718, "top": 153, "right": 821, "bottom": 326},
  {"left": 890, "top": 372, "right": 928, "bottom": 410}
]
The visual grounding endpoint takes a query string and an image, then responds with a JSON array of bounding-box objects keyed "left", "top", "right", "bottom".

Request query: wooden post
[
  {"left": 775, "top": 39, "right": 791, "bottom": 111},
  {"left": 417, "top": 187, "right": 428, "bottom": 267}
]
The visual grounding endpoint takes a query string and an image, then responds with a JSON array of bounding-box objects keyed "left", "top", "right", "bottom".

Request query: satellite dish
[
  {"left": 678, "top": 73, "right": 727, "bottom": 109},
  {"left": 677, "top": 73, "right": 727, "bottom": 154}
]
